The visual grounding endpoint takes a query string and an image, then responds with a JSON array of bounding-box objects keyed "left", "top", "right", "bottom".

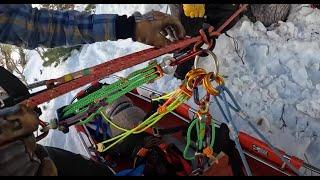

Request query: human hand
[
  {"left": 0, "top": 105, "right": 39, "bottom": 175},
  {"left": 133, "top": 11, "right": 186, "bottom": 48},
  {"left": 0, "top": 104, "right": 38, "bottom": 146}
]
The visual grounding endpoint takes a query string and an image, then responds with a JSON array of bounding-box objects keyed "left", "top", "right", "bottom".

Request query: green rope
[
  {"left": 210, "top": 119, "right": 216, "bottom": 147},
  {"left": 183, "top": 119, "right": 197, "bottom": 160},
  {"left": 74, "top": 73, "right": 158, "bottom": 126},
  {"left": 106, "top": 73, "right": 158, "bottom": 104},
  {"left": 183, "top": 117, "right": 216, "bottom": 160},
  {"left": 63, "top": 63, "right": 156, "bottom": 114},
  {"left": 62, "top": 63, "right": 159, "bottom": 118}
]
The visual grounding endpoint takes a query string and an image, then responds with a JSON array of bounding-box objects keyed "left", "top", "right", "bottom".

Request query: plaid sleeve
[{"left": 0, "top": 4, "right": 118, "bottom": 49}]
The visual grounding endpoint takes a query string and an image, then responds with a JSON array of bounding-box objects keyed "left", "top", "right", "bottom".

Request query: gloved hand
[
  {"left": 182, "top": 4, "right": 206, "bottom": 18},
  {"left": 0, "top": 104, "right": 38, "bottom": 146},
  {"left": 133, "top": 11, "right": 186, "bottom": 48},
  {"left": 0, "top": 104, "right": 57, "bottom": 176}
]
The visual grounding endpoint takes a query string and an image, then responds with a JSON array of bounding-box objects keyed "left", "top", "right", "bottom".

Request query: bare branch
[
  {"left": 279, "top": 104, "right": 287, "bottom": 131},
  {"left": 35, "top": 48, "right": 45, "bottom": 60},
  {"left": 225, "top": 32, "right": 245, "bottom": 65},
  {"left": 18, "top": 47, "right": 27, "bottom": 68},
  {"left": 0, "top": 44, "right": 27, "bottom": 85},
  {"left": 7, "top": 57, "right": 28, "bottom": 85}
]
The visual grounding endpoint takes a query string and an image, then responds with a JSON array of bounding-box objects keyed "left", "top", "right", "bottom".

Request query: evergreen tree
[{"left": 0, "top": 45, "right": 27, "bottom": 84}]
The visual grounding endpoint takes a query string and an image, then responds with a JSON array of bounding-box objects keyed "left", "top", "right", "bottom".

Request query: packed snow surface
[{"left": 23, "top": 4, "right": 320, "bottom": 169}]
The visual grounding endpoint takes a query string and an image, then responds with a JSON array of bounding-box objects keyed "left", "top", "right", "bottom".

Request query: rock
[{"left": 249, "top": 4, "right": 291, "bottom": 27}]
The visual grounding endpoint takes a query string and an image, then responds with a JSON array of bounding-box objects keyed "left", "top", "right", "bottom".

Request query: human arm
[{"left": 0, "top": 4, "right": 185, "bottom": 49}]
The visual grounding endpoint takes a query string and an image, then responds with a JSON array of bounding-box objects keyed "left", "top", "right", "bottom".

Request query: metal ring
[
  {"left": 194, "top": 49, "right": 219, "bottom": 77},
  {"left": 188, "top": 70, "right": 206, "bottom": 81}
]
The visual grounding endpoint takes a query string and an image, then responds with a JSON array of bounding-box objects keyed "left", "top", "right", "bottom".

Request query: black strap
[
  {"left": 0, "top": 67, "right": 29, "bottom": 102},
  {"left": 153, "top": 125, "right": 188, "bottom": 136}
]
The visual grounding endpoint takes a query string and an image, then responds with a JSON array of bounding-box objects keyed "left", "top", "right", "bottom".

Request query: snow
[{"left": 23, "top": 4, "right": 320, "bottom": 169}]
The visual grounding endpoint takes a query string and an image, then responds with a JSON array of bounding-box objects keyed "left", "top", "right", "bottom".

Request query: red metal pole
[
  {"left": 238, "top": 132, "right": 304, "bottom": 173},
  {"left": 215, "top": 4, "right": 248, "bottom": 34},
  {"left": 21, "top": 37, "right": 201, "bottom": 108},
  {"left": 21, "top": 4, "right": 249, "bottom": 108}
]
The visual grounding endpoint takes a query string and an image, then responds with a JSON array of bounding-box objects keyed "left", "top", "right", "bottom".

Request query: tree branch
[
  {"left": 279, "top": 104, "right": 287, "bottom": 131},
  {"left": 225, "top": 32, "right": 245, "bottom": 65}
]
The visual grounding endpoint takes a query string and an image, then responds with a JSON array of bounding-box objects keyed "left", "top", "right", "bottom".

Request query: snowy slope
[{"left": 23, "top": 4, "right": 320, "bottom": 168}]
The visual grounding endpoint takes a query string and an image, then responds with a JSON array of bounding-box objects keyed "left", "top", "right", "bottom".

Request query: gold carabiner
[
  {"left": 185, "top": 68, "right": 206, "bottom": 80},
  {"left": 199, "top": 101, "right": 210, "bottom": 114},
  {"left": 203, "top": 72, "right": 224, "bottom": 96},
  {"left": 185, "top": 68, "right": 207, "bottom": 91}
]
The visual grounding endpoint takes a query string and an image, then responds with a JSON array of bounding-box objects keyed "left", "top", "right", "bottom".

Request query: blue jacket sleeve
[{"left": 0, "top": 4, "right": 131, "bottom": 49}]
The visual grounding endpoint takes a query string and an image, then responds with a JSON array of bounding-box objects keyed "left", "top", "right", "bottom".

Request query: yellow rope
[
  {"left": 96, "top": 91, "right": 189, "bottom": 152},
  {"left": 151, "top": 89, "right": 177, "bottom": 101},
  {"left": 99, "top": 110, "right": 130, "bottom": 132}
]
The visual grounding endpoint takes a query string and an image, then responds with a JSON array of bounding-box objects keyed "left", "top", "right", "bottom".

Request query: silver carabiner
[
  {"left": 194, "top": 49, "right": 219, "bottom": 77},
  {"left": 160, "top": 56, "right": 177, "bottom": 75}
]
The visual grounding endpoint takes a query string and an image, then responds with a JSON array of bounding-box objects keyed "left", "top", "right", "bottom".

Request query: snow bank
[{"left": 23, "top": 4, "right": 320, "bottom": 168}]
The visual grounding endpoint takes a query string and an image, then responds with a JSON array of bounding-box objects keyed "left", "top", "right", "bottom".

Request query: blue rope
[
  {"left": 213, "top": 85, "right": 252, "bottom": 176},
  {"left": 214, "top": 85, "right": 302, "bottom": 176}
]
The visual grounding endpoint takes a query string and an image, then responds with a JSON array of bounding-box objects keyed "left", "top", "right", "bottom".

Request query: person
[
  {"left": 0, "top": 4, "right": 185, "bottom": 49},
  {"left": 169, "top": 4, "right": 242, "bottom": 80},
  {"left": 0, "top": 4, "right": 264, "bottom": 175},
  {"left": 170, "top": 4, "right": 291, "bottom": 80},
  {"left": 0, "top": 4, "right": 186, "bottom": 176}
]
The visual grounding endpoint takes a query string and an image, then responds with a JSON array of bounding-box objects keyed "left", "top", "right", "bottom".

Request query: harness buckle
[{"left": 152, "top": 127, "right": 161, "bottom": 137}]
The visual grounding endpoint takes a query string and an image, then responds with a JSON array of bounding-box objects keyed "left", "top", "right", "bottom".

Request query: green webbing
[{"left": 76, "top": 73, "right": 158, "bottom": 125}]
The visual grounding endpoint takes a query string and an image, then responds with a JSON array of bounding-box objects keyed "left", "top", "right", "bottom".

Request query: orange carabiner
[{"left": 185, "top": 68, "right": 206, "bottom": 80}]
